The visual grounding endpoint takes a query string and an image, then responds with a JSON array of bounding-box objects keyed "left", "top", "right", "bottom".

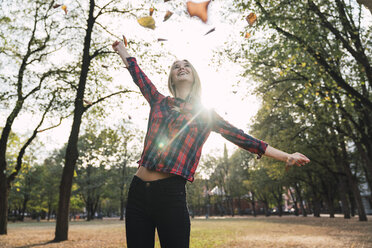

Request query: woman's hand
[
  {"left": 112, "top": 40, "right": 130, "bottom": 68},
  {"left": 264, "top": 146, "right": 310, "bottom": 171},
  {"left": 286, "top": 152, "right": 310, "bottom": 168},
  {"left": 112, "top": 40, "right": 125, "bottom": 53}
]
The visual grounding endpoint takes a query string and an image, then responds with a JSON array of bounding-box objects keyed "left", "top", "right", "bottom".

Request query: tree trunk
[
  {"left": 340, "top": 138, "right": 368, "bottom": 221},
  {"left": 294, "top": 183, "right": 307, "bottom": 217},
  {"left": 357, "top": 0, "right": 372, "bottom": 15},
  {"left": 54, "top": 0, "right": 95, "bottom": 242},
  {"left": 120, "top": 187, "right": 125, "bottom": 221},
  {"left": 338, "top": 175, "right": 351, "bottom": 219},
  {"left": 0, "top": 175, "right": 9, "bottom": 234}
]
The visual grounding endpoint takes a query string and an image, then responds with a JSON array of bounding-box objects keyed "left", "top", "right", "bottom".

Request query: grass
[{"left": 0, "top": 216, "right": 371, "bottom": 247}]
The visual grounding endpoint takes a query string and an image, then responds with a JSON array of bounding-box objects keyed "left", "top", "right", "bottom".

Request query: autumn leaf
[
  {"left": 61, "top": 5, "right": 67, "bottom": 15},
  {"left": 137, "top": 16, "right": 155, "bottom": 29},
  {"left": 204, "top": 27, "right": 215, "bottom": 36},
  {"left": 150, "top": 7, "right": 154, "bottom": 16},
  {"left": 246, "top": 13, "right": 257, "bottom": 26},
  {"left": 157, "top": 38, "right": 168, "bottom": 41},
  {"left": 101, "top": 65, "right": 109, "bottom": 68},
  {"left": 163, "top": 10, "right": 173, "bottom": 22},
  {"left": 83, "top": 99, "right": 93, "bottom": 105},
  {"left": 245, "top": 32, "right": 251, "bottom": 38},
  {"left": 123, "top": 35, "right": 128, "bottom": 47},
  {"left": 53, "top": 4, "right": 62, "bottom": 8},
  {"left": 186, "top": 0, "right": 211, "bottom": 23}
]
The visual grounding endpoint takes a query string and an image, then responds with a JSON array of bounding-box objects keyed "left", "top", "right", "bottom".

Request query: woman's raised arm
[{"left": 112, "top": 40, "right": 164, "bottom": 106}]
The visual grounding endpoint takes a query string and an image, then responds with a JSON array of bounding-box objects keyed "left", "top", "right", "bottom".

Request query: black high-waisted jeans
[{"left": 125, "top": 175, "right": 190, "bottom": 248}]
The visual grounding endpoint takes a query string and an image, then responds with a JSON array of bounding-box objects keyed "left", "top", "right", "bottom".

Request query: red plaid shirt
[{"left": 127, "top": 57, "right": 268, "bottom": 182}]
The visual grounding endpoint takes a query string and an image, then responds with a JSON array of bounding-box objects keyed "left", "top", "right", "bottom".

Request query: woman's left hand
[{"left": 286, "top": 152, "right": 310, "bottom": 168}]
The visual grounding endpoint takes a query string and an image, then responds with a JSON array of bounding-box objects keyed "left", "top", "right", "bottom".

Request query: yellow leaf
[
  {"left": 16, "top": 188, "right": 20, "bottom": 192},
  {"left": 137, "top": 16, "right": 155, "bottom": 30},
  {"left": 301, "top": 62, "right": 306, "bottom": 67},
  {"left": 61, "top": 5, "right": 67, "bottom": 15},
  {"left": 74, "top": 170, "right": 77, "bottom": 177},
  {"left": 316, "top": 92, "right": 319, "bottom": 96}
]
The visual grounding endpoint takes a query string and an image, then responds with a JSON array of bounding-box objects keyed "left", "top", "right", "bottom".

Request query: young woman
[{"left": 112, "top": 40, "right": 310, "bottom": 248}]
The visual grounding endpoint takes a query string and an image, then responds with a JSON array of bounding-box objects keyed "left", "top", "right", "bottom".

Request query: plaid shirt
[{"left": 127, "top": 57, "right": 268, "bottom": 182}]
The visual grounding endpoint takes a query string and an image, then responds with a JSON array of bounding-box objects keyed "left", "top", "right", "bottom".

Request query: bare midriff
[{"left": 135, "top": 166, "right": 175, "bottom": 181}]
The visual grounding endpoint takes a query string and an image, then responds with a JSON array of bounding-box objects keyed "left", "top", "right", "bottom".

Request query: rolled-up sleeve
[
  {"left": 211, "top": 110, "right": 268, "bottom": 158},
  {"left": 126, "top": 57, "right": 164, "bottom": 106}
]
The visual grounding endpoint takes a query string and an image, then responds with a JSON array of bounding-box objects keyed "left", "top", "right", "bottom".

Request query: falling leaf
[
  {"left": 128, "top": 115, "right": 132, "bottom": 120},
  {"left": 232, "top": 90, "right": 237, "bottom": 94},
  {"left": 53, "top": 4, "right": 62, "bottom": 8},
  {"left": 186, "top": 1, "right": 211, "bottom": 23},
  {"left": 17, "top": 188, "right": 20, "bottom": 192},
  {"left": 123, "top": 35, "right": 128, "bottom": 47},
  {"left": 246, "top": 13, "right": 257, "bottom": 26},
  {"left": 61, "top": 5, "right": 67, "bottom": 14},
  {"left": 302, "top": 62, "right": 306, "bottom": 67},
  {"left": 164, "top": 0, "right": 171, "bottom": 2},
  {"left": 163, "top": 10, "right": 173, "bottom": 22},
  {"left": 204, "top": 27, "right": 215, "bottom": 36},
  {"left": 245, "top": 32, "right": 251, "bottom": 38},
  {"left": 158, "top": 38, "right": 168, "bottom": 42},
  {"left": 137, "top": 16, "right": 156, "bottom": 29},
  {"left": 83, "top": 99, "right": 93, "bottom": 105},
  {"left": 150, "top": 7, "right": 154, "bottom": 16},
  {"left": 102, "top": 65, "right": 109, "bottom": 68}
]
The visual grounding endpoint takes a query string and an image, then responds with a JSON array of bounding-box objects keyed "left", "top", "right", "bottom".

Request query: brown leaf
[
  {"left": 83, "top": 99, "right": 93, "bottom": 105},
  {"left": 101, "top": 65, "right": 109, "bottom": 68},
  {"left": 157, "top": 38, "right": 168, "bottom": 42},
  {"left": 204, "top": 27, "right": 215, "bottom": 36},
  {"left": 186, "top": 1, "right": 211, "bottom": 23},
  {"left": 163, "top": 10, "right": 173, "bottom": 22},
  {"left": 123, "top": 35, "right": 128, "bottom": 47},
  {"left": 246, "top": 13, "right": 257, "bottom": 27},
  {"left": 150, "top": 7, "right": 154, "bottom": 16},
  {"left": 137, "top": 16, "right": 156, "bottom": 29},
  {"left": 53, "top": 4, "right": 62, "bottom": 8},
  {"left": 245, "top": 32, "right": 251, "bottom": 39}
]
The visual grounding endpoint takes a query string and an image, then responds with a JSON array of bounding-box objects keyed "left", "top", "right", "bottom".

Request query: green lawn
[{"left": 0, "top": 216, "right": 371, "bottom": 247}]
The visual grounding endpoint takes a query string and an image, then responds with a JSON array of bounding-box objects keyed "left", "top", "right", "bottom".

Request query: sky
[{"left": 2, "top": 0, "right": 263, "bottom": 164}]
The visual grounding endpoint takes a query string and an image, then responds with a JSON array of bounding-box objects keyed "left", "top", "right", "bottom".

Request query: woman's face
[{"left": 170, "top": 60, "right": 194, "bottom": 86}]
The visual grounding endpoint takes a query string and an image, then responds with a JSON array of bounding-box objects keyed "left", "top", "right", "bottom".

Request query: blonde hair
[{"left": 168, "top": 60, "right": 201, "bottom": 103}]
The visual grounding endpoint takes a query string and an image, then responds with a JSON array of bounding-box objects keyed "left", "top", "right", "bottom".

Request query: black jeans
[{"left": 125, "top": 175, "right": 190, "bottom": 248}]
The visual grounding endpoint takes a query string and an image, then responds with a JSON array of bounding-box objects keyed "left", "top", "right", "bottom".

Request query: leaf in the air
[
  {"left": 158, "top": 38, "right": 168, "bottom": 42},
  {"left": 186, "top": 1, "right": 211, "bottom": 23},
  {"left": 53, "top": 4, "right": 62, "bottom": 8},
  {"left": 246, "top": 13, "right": 257, "bottom": 26},
  {"left": 163, "top": 10, "right": 173, "bottom": 22},
  {"left": 123, "top": 35, "right": 128, "bottom": 47},
  {"left": 150, "top": 7, "right": 154, "bottom": 16},
  {"left": 61, "top": 5, "right": 67, "bottom": 14},
  {"left": 204, "top": 27, "right": 215, "bottom": 36},
  {"left": 137, "top": 16, "right": 156, "bottom": 29},
  {"left": 245, "top": 32, "right": 251, "bottom": 38}
]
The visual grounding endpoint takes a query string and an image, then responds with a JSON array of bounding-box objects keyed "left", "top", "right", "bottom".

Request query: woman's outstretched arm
[
  {"left": 211, "top": 109, "right": 310, "bottom": 167},
  {"left": 264, "top": 145, "right": 310, "bottom": 167}
]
